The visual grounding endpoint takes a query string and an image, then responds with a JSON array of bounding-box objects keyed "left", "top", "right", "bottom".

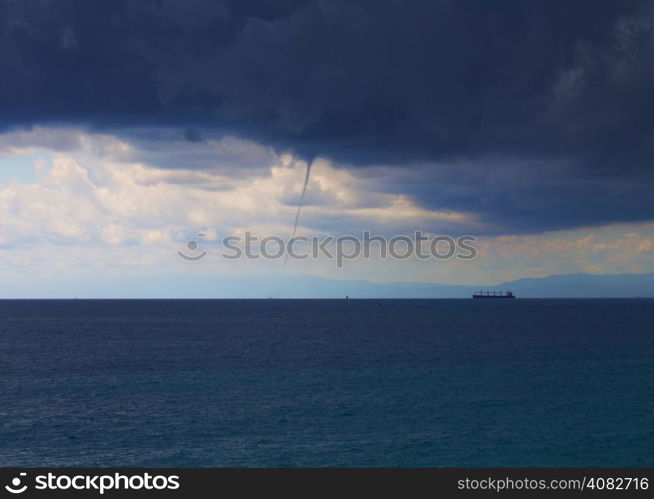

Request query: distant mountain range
[
  {"left": 257, "top": 272, "right": 654, "bottom": 298},
  {"left": 36, "top": 271, "right": 654, "bottom": 298},
  {"left": 491, "top": 272, "right": 654, "bottom": 298}
]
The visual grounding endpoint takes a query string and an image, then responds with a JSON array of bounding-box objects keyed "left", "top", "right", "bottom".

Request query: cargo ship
[{"left": 472, "top": 290, "right": 515, "bottom": 299}]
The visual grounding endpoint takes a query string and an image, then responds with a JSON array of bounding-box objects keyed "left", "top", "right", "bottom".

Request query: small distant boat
[{"left": 472, "top": 290, "right": 515, "bottom": 299}]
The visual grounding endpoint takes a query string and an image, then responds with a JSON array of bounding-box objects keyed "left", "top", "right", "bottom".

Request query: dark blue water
[{"left": 1, "top": 299, "right": 652, "bottom": 467}]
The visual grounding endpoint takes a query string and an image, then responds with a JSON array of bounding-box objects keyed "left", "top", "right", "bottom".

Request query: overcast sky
[{"left": 1, "top": 0, "right": 653, "bottom": 296}]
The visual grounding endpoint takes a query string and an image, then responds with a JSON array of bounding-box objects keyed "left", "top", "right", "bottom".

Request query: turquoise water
[{"left": 1, "top": 299, "right": 652, "bottom": 466}]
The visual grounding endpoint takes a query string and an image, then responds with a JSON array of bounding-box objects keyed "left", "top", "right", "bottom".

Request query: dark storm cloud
[{"left": 1, "top": 0, "right": 654, "bottom": 232}]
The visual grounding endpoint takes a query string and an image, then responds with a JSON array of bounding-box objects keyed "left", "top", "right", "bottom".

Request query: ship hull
[{"left": 472, "top": 295, "right": 515, "bottom": 299}]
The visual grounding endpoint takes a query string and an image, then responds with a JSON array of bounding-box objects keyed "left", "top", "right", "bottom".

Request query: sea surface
[{"left": 1, "top": 299, "right": 652, "bottom": 467}]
